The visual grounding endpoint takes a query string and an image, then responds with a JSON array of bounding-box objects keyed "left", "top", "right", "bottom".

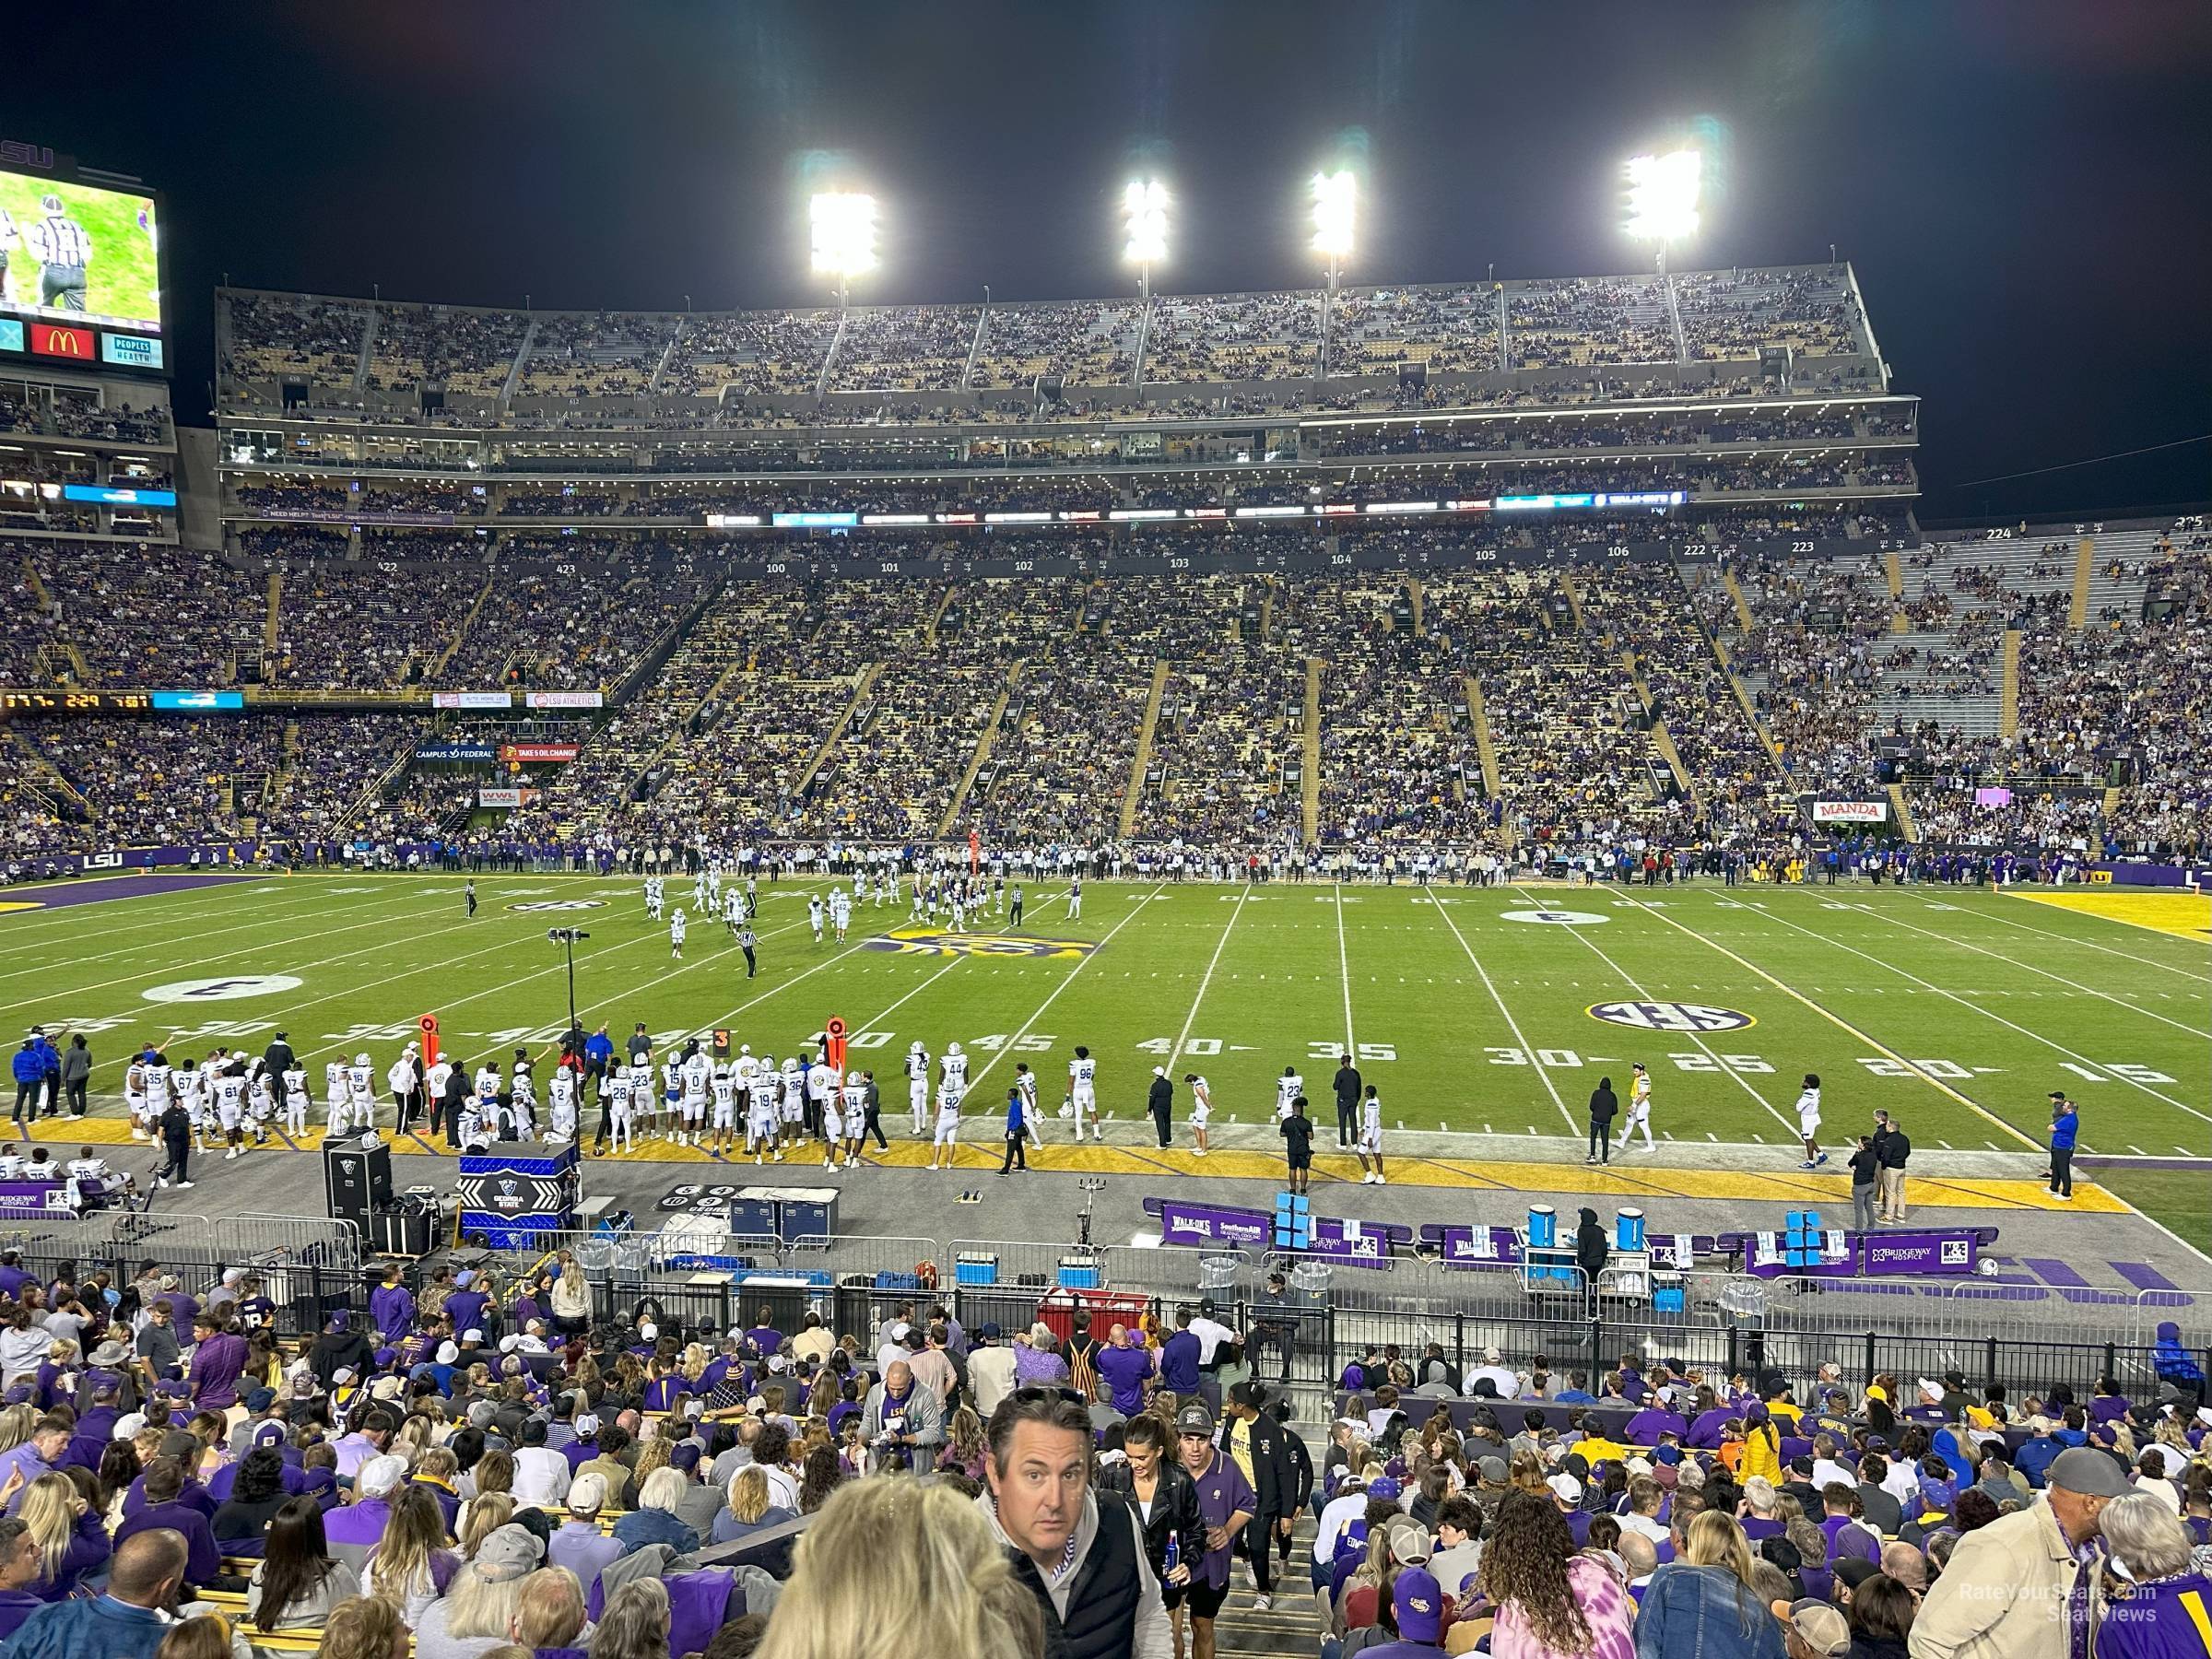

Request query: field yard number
[
  {"left": 1665, "top": 1053, "right": 1774, "bottom": 1074},
  {"left": 1484, "top": 1047, "right": 1590, "bottom": 1068},
  {"left": 1858, "top": 1057, "right": 1973, "bottom": 1079},
  {"left": 1312, "top": 1041, "right": 1398, "bottom": 1064},
  {"left": 2055, "top": 1060, "right": 2178, "bottom": 1086},
  {"left": 967, "top": 1033, "right": 1058, "bottom": 1053}
]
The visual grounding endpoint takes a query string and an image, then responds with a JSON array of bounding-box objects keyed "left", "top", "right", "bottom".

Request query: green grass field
[
  {"left": 0, "top": 176, "right": 160, "bottom": 329},
  {"left": 6, "top": 874, "right": 2206, "bottom": 1166}
]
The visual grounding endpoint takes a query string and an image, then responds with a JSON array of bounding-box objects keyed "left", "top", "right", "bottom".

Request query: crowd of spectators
[
  {"left": 1675, "top": 265, "right": 1866, "bottom": 360},
  {"left": 515, "top": 313, "right": 679, "bottom": 401},
  {"left": 1579, "top": 563, "right": 1800, "bottom": 838},
  {"left": 967, "top": 300, "right": 1141, "bottom": 389},
  {"left": 830, "top": 306, "right": 982, "bottom": 393},
  {"left": 221, "top": 292, "right": 369, "bottom": 392},
  {"left": 367, "top": 302, "right": 529, "bottom": 396},
  {"left": 1328, "top": 284, "right": 1501, "bottom": 377},
  {"left": 1144, "top": 291, "right": 1323, "bottom": 382},
  {"left": 664, "top": 312, "right": 841, "bottom": 398},
  {"left": 1508, "top": 276, "right": 1677, "bottom": 368}
]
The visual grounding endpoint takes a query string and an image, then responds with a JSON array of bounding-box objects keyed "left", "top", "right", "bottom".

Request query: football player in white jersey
[
  {"left": 818, "top": 1063, "right": 846, "bottom": 1170},
  {"left": 905, "top": 1041, "right": 932, "bottom": 1135},
  {"left": 780, "top": 1057, "right": 806, "bottom": 1153},
  {"left": 124, "top": 1054, "right": 148, "bottom": 1139},
  {"left": 644, "top": 876, "right": 664, "bottom": 921},
  {"left": 747, "top": 1058, "right": 782, "bottom": 1162},
  {"left": 1067, "top": 1046, "right": 1100, "bottom": 1142},
  {"left": 324, "top": 1060, "right": 349, "bottom": 1135},
  {"left": 143, "top": 1052, "right": 172, "bottom": 1131},
  {"left": 724, "top": 886, "right": 746, "bottom": 938},
  {"left": 606, "top": 1064, "right": 636, "bottom": 1153},
  {"left": 215, "top": 1065, "right": 249, "bottom": 1159},
  {"left": 909, "top": 878, "right": 926, "bottom": 923},
  {"left": 669, "top": 908, "right": 687, "bottom": 959},
  {"left": 806, "top": 1053, "right": 836, "bottom": 1143},
  {"left": 1185, "top": 1071, "right": 1214, "bottom": 1157},
  {"left": 548, "top": 1063, "right": 579, "bottom": 1143},
  {"left": 831, "top": 888, "right": 851, "bottom": 942},
  {"left": 281, "top": 1064, "right": 311, "bottom": 1139},
  {"left": 654, "top": 1055, "right": 679, "bottom": 1140},
  {"left": 509, "top": 1064, "right": 537, "bottom": 1140},
  {"left": 1796, "top": 1073, "right": 1826, "bottom": 1169},
  {"left": 1619, "top": 1062, "right": 1655, "bottom": 1153},
  {"left": 808, "top": 895, "right": 826, "bottom": 943},
  {"left": 1275, "top": 1065, "right": 1304, "bottom": 1122},
  {"left": 838, "top": 1072, "right": 868, "bottom": 1169},
  {"left": 949, "top": 889, "right": 968, "bottom": 933},
  {"left": 1014, "top": 1063, "right": 1043, "bottom": 1147},
  {"left": 679, "top": 1043, "right": 712, "bottom": 1146},
  {"left": 941, "top": 1041, "right": 969, "bottom": 1098},
  {"left": 175, "top": 1058, "right": 207, "bottom": 1149},
  {"left": 347, "top": 1053, "right": 377, "bottom": 1133},
  {"left": 1067, "top": 875, "right": 1083, "bottom": 920},
  {"left": 1357, "top": 1084, "right": 1386, "bottom": 1184},
  {"left": 470, "top": 1060, "right": 501, "bottom": 1147},
  {"left": 709, "top": 1060, "right": 738, "bottom": 1154},
  {"left": 929, "top": 1077, "right": 964, "bottom": 1170}
]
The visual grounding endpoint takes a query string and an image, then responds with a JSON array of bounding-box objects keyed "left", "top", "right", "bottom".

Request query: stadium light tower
[
  {"left": 1623, "top": 149, "right": 1700, "bottom": 274},
  {"left": 1123, "top": 179, "right": 1169, "bottom": 300},
  {"left": 809, "top": 191, "right": 877, "bottom": 310},
  {"left": 1310, "top": 170, "right": 1356, "bottom": 299}
]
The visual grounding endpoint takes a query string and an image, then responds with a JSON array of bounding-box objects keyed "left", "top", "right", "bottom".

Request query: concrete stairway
[
  {"left": 1301, "top": 657, "right": 1323, "bottom": 844},
  {"left": 2069, "top": 536, "right": 2093, "bottom": 629},
  {"left": 938, "top": 666, "right": 1019, "bottom": 836},
  {"left": 1214, "top": 1512, "right": 1325, "bottom": 1659},
  {"left": 1119, "top": 661, "right": 1171, "bottom": 838},
  {"left": 1999, "top": 629, "right": 2021, "bottom": 739}
]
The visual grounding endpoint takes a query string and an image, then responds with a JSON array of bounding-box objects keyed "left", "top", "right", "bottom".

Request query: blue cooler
[
  {"left": 1617, "top": 1208, "right": 1646, "bottom": 1252},
  {"left": 956, "top": 1251, "right": 999, "bottom": 1287},
  {"left": 1528, "top": 1205, "right": 1557, "bottom": 1249}
]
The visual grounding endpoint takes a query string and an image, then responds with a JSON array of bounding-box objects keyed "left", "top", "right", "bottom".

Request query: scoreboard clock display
[{"left": 0, "top": 690, "right": 152, "bottom": 710}]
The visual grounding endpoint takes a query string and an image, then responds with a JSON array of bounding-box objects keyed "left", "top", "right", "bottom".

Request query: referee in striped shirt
[
  {"left": 29, "top": 198, "right": 90, "bottom": 312},
  {"left": 735, "top": 924, "right": 758, "bottom": 979}
]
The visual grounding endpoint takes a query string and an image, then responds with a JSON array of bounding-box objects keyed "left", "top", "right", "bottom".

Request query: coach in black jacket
[
  {"left": 1332, "top": 1056, "right": 1362, "bottom": 1147},
  {"left": 1270, "top": 1398, "right": 1314, "bottom": 1566},
  {"left": 1218, "top": 1380, "right": 1296, "bottom": 1605}
]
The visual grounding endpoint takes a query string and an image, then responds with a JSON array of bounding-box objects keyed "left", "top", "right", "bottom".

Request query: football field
[{"left": 6, "top": 872, "right": 2206, "bottom": 1171}]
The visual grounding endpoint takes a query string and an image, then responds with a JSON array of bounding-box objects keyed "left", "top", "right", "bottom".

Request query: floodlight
[
  {"left": 1123, "top": 180, "right": 1169, "bottom": 268},
  {"left": 1310, "top": 170, "right": 1356, "bottom": 261},
  {"left": 809, "top": 192, "right": 878, "bottom": 287},
  {"left": 1624, "top": 150, "right": 1700, "bottom": 245}
]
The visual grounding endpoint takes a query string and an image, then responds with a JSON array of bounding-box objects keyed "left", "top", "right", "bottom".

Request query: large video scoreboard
[{"left": 0, "top": 149, "right": 166, "bottom": 376}]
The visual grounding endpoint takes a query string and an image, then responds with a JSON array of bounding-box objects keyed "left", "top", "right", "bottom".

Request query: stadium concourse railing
[{"left": 9, "top": 1212, "right": 2201, "bottom": 1406}]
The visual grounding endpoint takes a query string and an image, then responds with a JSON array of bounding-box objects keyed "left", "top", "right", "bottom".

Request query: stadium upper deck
[{"left": 214, "top": 260, "right": 1883, "bottom": 429}]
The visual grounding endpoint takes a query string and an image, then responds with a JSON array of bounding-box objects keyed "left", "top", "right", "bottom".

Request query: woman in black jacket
[
  {"left": 1586, "top": 1078, "right": 1618, "bottom": 1165},
  {"left": 1095, "top": 1415, "right": 1203, "bottom": 1618}
]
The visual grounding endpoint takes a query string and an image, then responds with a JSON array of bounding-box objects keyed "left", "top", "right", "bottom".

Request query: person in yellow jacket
[{"left": 1736, "top": 1401, "right": 1784, "bottom": 1487}]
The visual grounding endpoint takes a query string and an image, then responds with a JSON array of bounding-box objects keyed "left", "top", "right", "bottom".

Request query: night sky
[{"left": 14, "top": 1, "right": 2210, "bottom": 521}]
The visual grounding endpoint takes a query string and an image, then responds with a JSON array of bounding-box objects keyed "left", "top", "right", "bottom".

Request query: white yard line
[
  {"left": 961, "top": 883, "right": 1167, "bottom": 1100},
  {"left": 1332, "top": 883, "right": 1358, "bottom": 1053},
  {"left": 1806, "top": 896, "right": 2207, "bottom": 1040},
  {"left": 1171, "top": 884, "right": 1251, "bottom": 1064},
  {"left": 1428, "top": 888, "right": 1579, "bottom": 1134},
  {"left": 0, "top": 880, "right": 426, "bottom": 971},
  {"left": 1512, "top": 884, "right": 1801, "bottom": 1140},
  {"left": 293, "top": 900, "right": 833, "bottom": 1065},
  {"left": 1615, "top": 893, "right": 2044, "bottom": 1151},
  {"left": 1954, "top": 898, "right": 2212, "bottom": 985},
  {"left": 22, "top": 899, "right": 559, "bottom": 1013},
  {"left": 1725, "top": 896, "right": 2211, "bottom": 1128}
]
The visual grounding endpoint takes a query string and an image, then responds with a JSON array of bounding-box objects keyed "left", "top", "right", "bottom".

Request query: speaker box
[{"left": 324, "top": 1140, "right": 394, "bottom": 1229}]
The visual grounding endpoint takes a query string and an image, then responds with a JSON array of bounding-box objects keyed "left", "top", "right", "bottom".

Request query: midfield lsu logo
[{"left": 864, "top": 929, "right": 1099, "bottom": 960}]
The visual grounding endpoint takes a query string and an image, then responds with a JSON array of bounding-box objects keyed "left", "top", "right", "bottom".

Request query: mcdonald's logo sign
[{"left": 29, "top": 324, "right": 92, "bottom": 359}]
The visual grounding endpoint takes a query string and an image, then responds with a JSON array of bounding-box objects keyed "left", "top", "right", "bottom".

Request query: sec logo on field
[
  {"left": 509, "top": 900, "right": 608, "bottom": 912},
  {"left": 1500, "top": 908, "right": 1610, "bottom": 926},
  {"left": 1585, "top": 1000, "right": 1757, "bottom": 1033}
]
